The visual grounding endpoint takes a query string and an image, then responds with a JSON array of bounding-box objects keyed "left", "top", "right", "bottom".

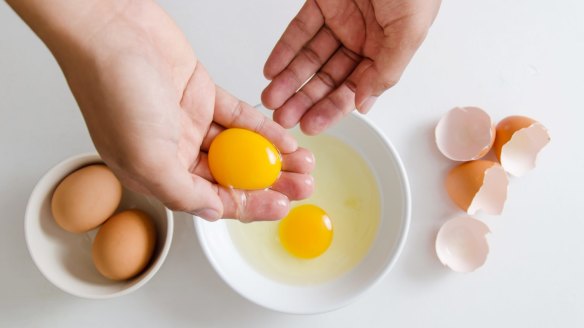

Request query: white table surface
[{"left": 2, "top": 0, "right": 583, "bottom": 327}]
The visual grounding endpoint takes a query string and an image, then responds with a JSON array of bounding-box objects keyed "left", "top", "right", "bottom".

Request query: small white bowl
[
  {"left": 25, "top": 153, "right": 174, "bottom": 299},
  {"left": 195, "top": 112, "right": 411, "bottom": 314}
]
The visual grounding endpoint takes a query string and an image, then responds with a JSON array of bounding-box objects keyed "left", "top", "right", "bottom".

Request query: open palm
[
  {"left": 59, "top": 1, "right": 313, "bottom": 221},
  {"left": 262, "top": 0, "right": 441, "bottom": 135}
]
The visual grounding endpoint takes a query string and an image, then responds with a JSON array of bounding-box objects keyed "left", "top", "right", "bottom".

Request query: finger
[
  {"left": 273, "top": 46, "right": 361, "bottom": 129},
  {"left": 188, "top": 153, "right": 214, "bottom": 182},
  {"left": 214, "top": 86, "right": 297, "bottom": 153},
  {"left": 281, "top": 147, "right": 315, "bottom": 174},
  {"left": 271, "top": 172, "right": 314, "bottom": 200},
  {"left": 139, "top": 156, "right": 223, "bottom": 221},
  {"left": 180, "top": 62, "right": 215, "bottom": 145},
  {"left": 354, "top": 29, "right": 428, "bottom": 112},
  {"left": 201, "top": 123, "right": 224, "bottom": 151},
  {"left": 264, "top": 0, "right": 324, "bottom": 79},
  {"left": 218, "top": 188, "right": 290, "bottom": 222},
  {"left": 299, "top": 82, "right": 355, "bottom": 135},
  {"left": 190, "top": 149, "right": 315, "bottom": 182},
  {"left": 262, "top": 27, "right": 340, "bottom": 109}
]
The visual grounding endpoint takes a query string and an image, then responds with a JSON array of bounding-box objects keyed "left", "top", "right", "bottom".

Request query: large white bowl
[
  {"left": 194, "top": 112, "right": 411, "bottom": 314},
  {"left": 25, "top": 153, "right": 174, "bottom": 299}
]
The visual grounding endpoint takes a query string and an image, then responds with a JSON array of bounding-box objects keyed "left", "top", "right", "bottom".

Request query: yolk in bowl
[
  {"left": 278, "top": 204, "right": 333, "bottom": 259},
  {"left": 208, "top": 128, "right": 282, "bottom": 190}
]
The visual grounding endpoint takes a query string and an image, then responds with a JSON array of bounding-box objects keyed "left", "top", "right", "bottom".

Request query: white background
[{"left": 1, "top": 0, "right": 583, "bottom": 327}]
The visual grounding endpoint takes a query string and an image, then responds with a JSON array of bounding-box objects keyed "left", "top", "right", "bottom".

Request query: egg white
[{"left": 227, "top": 133, "right": 381, "bottom": 285}]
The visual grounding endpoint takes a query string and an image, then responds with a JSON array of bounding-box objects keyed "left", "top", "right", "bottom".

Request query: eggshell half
[
  {"left": 435, "top": 107, "right": 495, "bottom": 161},
  {"left": 445, "top": 160, "right": 508, "bottom": 215},
  {"left": 436, "top": 216, "right": 490, "bottom": 272},
  {"left": 493, "top": 116, "right": 550, "bottom": 177}
]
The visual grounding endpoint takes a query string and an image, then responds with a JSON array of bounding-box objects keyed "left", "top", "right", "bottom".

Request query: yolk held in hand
[
  {"left": 278, "top": 204, "right": 333, "bottom": 259},
  {"left": 208, "top": 128, "right": 282, "bottom": 190}
]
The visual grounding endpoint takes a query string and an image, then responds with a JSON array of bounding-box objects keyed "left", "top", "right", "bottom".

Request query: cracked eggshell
[
  {"left": 445, "top": 160, "right": 508, "bottom": 215},
  {"left": 436, "top": 217, "right": 490, "bottom": 272},
  {"left": 493, "top": 116, "right": 550, "bottom": 177},
  {"left": 435, "top": 107, "right": 496, "bottom": 161}
]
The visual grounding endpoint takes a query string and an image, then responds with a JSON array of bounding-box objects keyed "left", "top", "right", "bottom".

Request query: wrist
[{"left": 6, "top": 0, "right": 135, "bottom": 63}]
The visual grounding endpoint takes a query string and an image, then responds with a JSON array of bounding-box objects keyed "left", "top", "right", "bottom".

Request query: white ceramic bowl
[
  {"left": 25, "top": 153, "right": 174, "bottom": 299},
  {"left": 195, "top": 112, "right": 411, "bottom": 314}
]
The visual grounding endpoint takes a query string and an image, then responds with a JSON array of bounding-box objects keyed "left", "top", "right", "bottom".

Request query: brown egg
[
  {"left": 493, "top": 116, "right": 550, "bottom": 177},
  {"left": 92, "top": 209, "right": 157, "bottom": 281},
  {"left": 445, "top": 160, "right": 508, "bottom": 215},
  {"left": 51, "top": 164, "right": 122, "bottom": 233}
]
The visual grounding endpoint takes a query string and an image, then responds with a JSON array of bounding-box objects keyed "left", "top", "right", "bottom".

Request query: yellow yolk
[
  {"left": 278, "top": 204, "right": 333, "bottom": 259},
  {"left": 208, "top": 128, "right": 282, "bottom": 190}
]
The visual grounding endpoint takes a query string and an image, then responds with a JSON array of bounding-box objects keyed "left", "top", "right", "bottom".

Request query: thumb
[
  {"left": 354, "top": 60, "right": 397, "bottom": 114},
  {"left": 141, "top": 158, "right": 224, "bottom": 221},
  {"left": 354, "top": 31, "right": 428, "bottom": 114}
]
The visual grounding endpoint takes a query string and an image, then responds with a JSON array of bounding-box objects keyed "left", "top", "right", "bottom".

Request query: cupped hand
[
  {"left": 262, "top": 0, "right": 441, "bottom": 135},
  {"left": 57, "top": 1, "right": 314, "bottom": 221}
]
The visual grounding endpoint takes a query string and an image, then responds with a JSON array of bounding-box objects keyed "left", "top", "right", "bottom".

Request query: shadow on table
[
  {"left": 139, "top": 212, "right": 284, "bottom": 325},
  {"left": 396, "top": 118, "right": 459, "bottom": 282}
]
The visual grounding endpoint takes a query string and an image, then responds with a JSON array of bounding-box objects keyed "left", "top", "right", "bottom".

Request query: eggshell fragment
[
  {"left": 493, "top": 116, "right": 550, "bottom": 177},
  {"left": 436, "top": 217, "right": 490, "bottom": 272},
  {"left": 435, "top": 107, "right": 495, "bottom": 161},
  {"left": 445, "top": 160, "right": 508, "bottom": 215}
]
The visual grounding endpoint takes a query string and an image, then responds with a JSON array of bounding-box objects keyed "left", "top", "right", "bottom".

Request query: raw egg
[
  {"left": 92, "top": 209, "right": 156, "bottom": 280},
  {"left": 279, "top": 205, "right": 333, "bottom": 259},
  {"left": 208, "top": 128, "right": 281, "bottom": 190},
  {"left": 493, "top": 116, "right": 550, "bottom": 177},
  {"left": 228, "top": 133, "right": 380, "bottom": 284},
  {"left": 445, "top": 160, "right": 508, "bottom": 215},
  {"left": 51, "top": 164, "right": 122, "bottom": 233}
]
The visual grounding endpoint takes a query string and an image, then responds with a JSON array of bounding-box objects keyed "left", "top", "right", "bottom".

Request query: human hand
[
  {"left": 9, "top": 0, "right": 314, "bottom": 221},
  {"left": 262, "top": 0, "right": 441, "bottom": 135}
]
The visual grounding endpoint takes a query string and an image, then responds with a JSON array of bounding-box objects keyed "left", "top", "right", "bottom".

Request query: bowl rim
[
  {"left": 24, "top": 152, "right": 175, "bottom": 299},
  {"left": 194, "top": 112, "right": 412, "bottom": 314}
]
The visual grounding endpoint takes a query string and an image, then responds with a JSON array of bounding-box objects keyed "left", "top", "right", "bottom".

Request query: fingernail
[
  {"left": 193, "top": 208, "right": 220, "bottom": 221},
  {"left": 358, "top": 96, "right": 377, "bottom": 114}
]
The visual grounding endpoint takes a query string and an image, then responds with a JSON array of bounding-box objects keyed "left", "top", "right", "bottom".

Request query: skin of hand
[
  {"left": 262, "top": 0, "right": 441, "bottom": 135},
  {"left": 8, "top": 0, "right": 315, "bottom": 222}
]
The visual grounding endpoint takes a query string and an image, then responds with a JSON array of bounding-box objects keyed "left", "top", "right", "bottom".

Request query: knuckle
[
  {"left": 380, "top": 77, "right": 399, "bottom": 90},
  {"left": 298, "top": 88, "right": 317, "bottom": 108},
  {"left": 300, "top": 45, "right": 322, "bottom": 66},
  {"left": 344, "top": 78, "right": 357, "bottom": 93},
  {"left": 254, "top": 114, "right": 267, "bottom": 134},
  {"left": 339, "top": 46, "right": 361, "bottom": 62},
  {"left": 286, "top": 65, "right": 306, "bottom": 86},
  {"left": 163, "top": 197, "right": 191, "bottom": 213},
  {"left": 290, "top": 16, "right": 311, "bottom": 38},
  {"left": 315, "top": 70, "right": 336, "bottom": 89},
  {"left": 229, "top": 100, "right": 245, "bottom": 126}
]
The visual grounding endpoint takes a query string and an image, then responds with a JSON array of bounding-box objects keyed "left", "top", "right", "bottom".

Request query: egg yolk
[
  {"left": 208, "top": 128, "right": 282, "bottom": 190},
  {"left": 278, "top": 204, "right": 333, "bottom": 259}
]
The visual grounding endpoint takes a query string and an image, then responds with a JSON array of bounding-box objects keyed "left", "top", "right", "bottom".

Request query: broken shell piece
[
  {"left": 445, "top": 160, "right": 508, "bottom": 215},
  {"left": 435, "top": 107, "right": 496, "bottom": 161},
  {"left": 436, "top": 217, "right": 490, "bottom": 272},
  {"left": 493, "top": 116, "right": 550, "bottom": 177}
]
